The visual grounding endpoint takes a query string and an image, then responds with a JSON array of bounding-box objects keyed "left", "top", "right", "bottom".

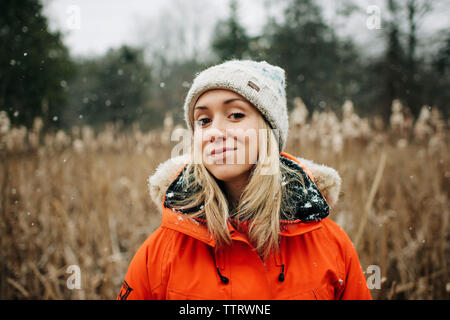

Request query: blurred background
[{"left": 0, "top": 0, "right": 448, "bottom": 299}]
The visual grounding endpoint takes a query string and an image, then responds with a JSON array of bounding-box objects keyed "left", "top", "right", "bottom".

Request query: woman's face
[{"left": 193, "top": 89, "right": 262, "bottom": 183}]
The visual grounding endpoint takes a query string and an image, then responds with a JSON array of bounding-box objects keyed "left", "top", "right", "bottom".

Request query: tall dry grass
[{"left": 0, "top": 102, "right": 448, "bottom": 300}]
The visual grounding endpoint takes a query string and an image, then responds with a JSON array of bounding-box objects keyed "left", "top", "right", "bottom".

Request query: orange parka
[{"left": 117, "top": 152, "right": 372, "bottom": 300}]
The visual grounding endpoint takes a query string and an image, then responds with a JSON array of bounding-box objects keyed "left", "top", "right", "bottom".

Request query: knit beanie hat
[{"left": 183, "top": 59, "right": 289, "bottom": 152}]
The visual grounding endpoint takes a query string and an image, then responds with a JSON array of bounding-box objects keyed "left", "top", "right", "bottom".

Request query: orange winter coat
[{"left": 117, "top": 152, "right": 372, "bottom": 300}]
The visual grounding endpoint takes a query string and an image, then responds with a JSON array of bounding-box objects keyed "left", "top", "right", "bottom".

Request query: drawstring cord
[
  {"left": 276, "top": 237, "right": 286, "bottom": 282},
  {"left": 278, "top": 264, "right": 285, "bottom": 282},
  {"left": 213, "top": 248, "right": 229, "bottom": 285},
  {"left": 216, "top": 267, "right": 229, "bottom": 284}
]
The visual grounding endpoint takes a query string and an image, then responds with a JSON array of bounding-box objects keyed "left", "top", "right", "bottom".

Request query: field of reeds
[{"left": 0, "top": 98, "right": 448, "bottom": 299}]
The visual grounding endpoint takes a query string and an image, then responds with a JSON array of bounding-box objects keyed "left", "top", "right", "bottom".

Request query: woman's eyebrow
[{"left": 194, "top": 98, "right": 246, "bottom": 110}]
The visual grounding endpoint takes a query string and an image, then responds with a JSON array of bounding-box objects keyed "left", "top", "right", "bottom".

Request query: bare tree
[{"left": 134, "top": 0, "right": 220, "bottom": 68}]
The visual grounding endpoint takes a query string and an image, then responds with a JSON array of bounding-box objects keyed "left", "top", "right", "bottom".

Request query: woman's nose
[
  {"left": 205, "top": 127, "right": 226, "bottom": 144},
  {"left": 204, "top": 118, "right": 228, "bottom": 143}
]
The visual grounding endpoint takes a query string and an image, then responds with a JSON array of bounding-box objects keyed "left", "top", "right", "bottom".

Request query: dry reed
[{"left": 0, "top": 101, "right": 448, "bottom": 299}]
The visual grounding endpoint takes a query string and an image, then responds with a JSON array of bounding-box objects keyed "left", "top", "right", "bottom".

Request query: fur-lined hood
[{"left": 147, "top": 152, "right": 342, "bottom": 215}]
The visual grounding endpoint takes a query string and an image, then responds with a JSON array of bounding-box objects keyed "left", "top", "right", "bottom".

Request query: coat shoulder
[{"left": 318, "top": 217, "right": 356, "bottom": 256}]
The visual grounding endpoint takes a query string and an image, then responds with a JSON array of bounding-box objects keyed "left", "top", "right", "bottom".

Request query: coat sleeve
[
  {"left": 116, "top": 227, "right": 172, "bottom": 300},
  {"left": 338, "top": 230, "right": 373, "bottom": 300}
]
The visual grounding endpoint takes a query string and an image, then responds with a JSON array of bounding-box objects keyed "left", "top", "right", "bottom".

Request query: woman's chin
[{"left": 206, "top": 163, "right": 253, "bottom": 182}]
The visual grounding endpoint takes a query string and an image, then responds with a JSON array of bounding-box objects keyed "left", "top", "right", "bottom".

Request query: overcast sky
[{"left": 42, "top": 0, "right": 449, "bottom": 59}]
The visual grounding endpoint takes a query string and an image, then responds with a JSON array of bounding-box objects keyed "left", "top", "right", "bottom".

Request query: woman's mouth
[{"left": 210, "top": 147, "right": 237, "bottom": 159}]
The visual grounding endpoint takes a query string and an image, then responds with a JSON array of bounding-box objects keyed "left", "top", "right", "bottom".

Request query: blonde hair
[{"left": 168, "top": 115, "right": 305, "bottom": 260}]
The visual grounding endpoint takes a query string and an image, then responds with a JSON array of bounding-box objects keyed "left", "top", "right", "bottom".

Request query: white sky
[{"left": 42, "top": 0, "right": 450, "bottom": 58}]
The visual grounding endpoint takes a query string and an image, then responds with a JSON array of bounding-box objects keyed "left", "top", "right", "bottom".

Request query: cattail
[
  {"left": 373, "top": 116, "right": 385, "bottom": 132},
  {"left": 403, "top": 107, "right": 414, "bottom": 135},
  {"left": 359, "top": 118, "right": 373, "bottom": 140},
  {"left": 340, "top": 100, "right": 367, "bottom": 141},
  {"left": 81, "top": 126, "right": 97, "bottom": 151},
  {"left": 413, "top": 106, "right": 433, "bottom": 142},
  {"left": 28, "top": 131, "right": 40, "bottom": 150},
  {"left": 161, "top": 112, "right": 174, "bottom": 145},
  {"left": 164, "top": 112, "right": 174, "bottom": 131},
  {"left": 97, "top": 124, "right": 115, "bottom": 151},
  {"left": 291, "top": 97, "right": 309, "bottom": 126},
  {"left": 332, "top": 132, "right": 344, "bottom": 154},
  {"left": 134, "top": 124, "right": 145, "bottom": 154},
  {"left": 390, "top": 99, "right": 405, "bottom": 135},
  {"left": 342, "top": 113, "right": 361, "bottom": 140},
  {"left": 6, "top": 126, "right": 27, "bottom": 152},
  {"left": 342, "top": 99, "right": 354, "bottom": 120},
  {"left": 0, "top": 110, "right": 11, "bottom": 135},
  {"left": 0, "top": 111, "right": 10, "bottom": 151},
  {"left": 430, "top": 107, "right": 445, "bottom": 131},
  {"left": 71, "top": 126, "right": 81, "bottom": 140},
  {"left": 55, "top": 130, "right": 71, "bottom": 150},
  {"left": 73, "top": 139, "right": 85, "bottom": 154},
  {"left": 33, "top": 117, "right": 43, "bottom": 134},
  {"left": 427, "top": 110, "right": 447, "bottom": 156}
]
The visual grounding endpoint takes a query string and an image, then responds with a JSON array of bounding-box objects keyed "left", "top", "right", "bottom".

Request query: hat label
[{"left": 248, "top": 80, "right": 260, "bottom": 92}]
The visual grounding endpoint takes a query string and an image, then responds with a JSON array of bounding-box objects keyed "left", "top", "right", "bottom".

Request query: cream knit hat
[{"left": 183, "top": 59, "right": 289, "bottom": 152}]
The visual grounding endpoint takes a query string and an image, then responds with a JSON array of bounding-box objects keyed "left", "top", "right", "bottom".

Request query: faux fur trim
[
  {"left": 295, "top": 157, "right": 342, "bottom": 211},
  {"left": 147, "top": 154, "right": 341, "bottom": 213}
]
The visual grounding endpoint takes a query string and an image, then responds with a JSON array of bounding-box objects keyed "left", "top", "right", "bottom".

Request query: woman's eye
[
  {"left": 196, "top": 118, "right": 210, "bottom": 127},
  {"left": 196, "top": 113, "right": 244, "bottom": 127},
  {"left": 230, "top": 113, "right": 245, "bottom": 120}
]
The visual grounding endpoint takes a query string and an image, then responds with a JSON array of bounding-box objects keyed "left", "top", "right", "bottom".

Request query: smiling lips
[{"left": 210, "top": 147, "right": 237, "bottom": 157}]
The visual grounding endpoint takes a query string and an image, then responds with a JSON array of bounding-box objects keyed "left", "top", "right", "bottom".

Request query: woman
[{"left": 117, "top": 60, "right": 372, "bottom": 300}]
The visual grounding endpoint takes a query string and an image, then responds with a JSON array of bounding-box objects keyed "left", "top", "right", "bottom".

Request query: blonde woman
[{"left": 117, "top": 60, "right": 372, "bottom": 300}]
